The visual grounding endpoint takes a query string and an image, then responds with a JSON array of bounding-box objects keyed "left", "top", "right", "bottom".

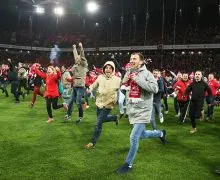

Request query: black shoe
[
  {"left": 178, "top": 121, "right": 184, "bottom": 125},
  {"left": 116, "top": 163, "right": 132, "bottom": 174},
  {"left": 124, "top": 114, "right": 128, "bottom": 118},
  {"left": 160, "top": 130, "right": 167, "bottom": 144},
  {"left": 119, "top": 114, "right": 124, "bottom": 119},
  {"left": 115, "top": 115, "right": 119, "bottom": 126},
  {"left": 76, "top": 118, "right": 82, "bottom": 124}
]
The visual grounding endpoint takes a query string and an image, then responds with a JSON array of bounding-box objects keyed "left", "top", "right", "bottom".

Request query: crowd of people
[
  {"left": 0, "top": 42, "right": 220, "bottom": 174},
  {"left": 1, "top": 24, "right": 220, "bottom": 48}
]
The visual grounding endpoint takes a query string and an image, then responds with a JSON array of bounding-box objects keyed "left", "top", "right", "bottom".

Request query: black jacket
[{"left": 184, "top": 80, "right": 212, "bottom": 102}]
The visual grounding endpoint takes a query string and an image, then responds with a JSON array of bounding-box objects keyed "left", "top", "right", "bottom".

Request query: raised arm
[
  {"left": 34, "top": 68, "right": 47, "bottom": 79},
  {"left": 72, "top": 44, "right": 79, "bottom": 64},
  {"left": 79, "top": 42, "right": 85, "bottom": 58}
]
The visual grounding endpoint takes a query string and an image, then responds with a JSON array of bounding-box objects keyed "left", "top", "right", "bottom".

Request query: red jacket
[
  {"left": 174, "top": 80, "right": 191, "bottom": 101},
  {"left": 207, "top": 79, "right": 219, "bottom": 96},
  {"left": 35, "top": 68, "right": 61, "bottom": 98}
]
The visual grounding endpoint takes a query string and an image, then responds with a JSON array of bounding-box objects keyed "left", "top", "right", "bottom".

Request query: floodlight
[
  {"left": 54, "top": 6, "right": 64, "bottom": 16},
  {"left": 35, "top": 6, "right": 45, "bottom": 14},
  {"left": 87, "top": 1, "right": 99, "bottom": 13}
]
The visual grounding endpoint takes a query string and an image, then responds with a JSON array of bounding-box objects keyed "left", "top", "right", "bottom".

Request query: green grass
[{"left": 0, "top": 92, "right": 220, "bottom": 180}]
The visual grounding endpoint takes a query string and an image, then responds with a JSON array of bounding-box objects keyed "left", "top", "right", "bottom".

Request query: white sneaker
[
  {"left": 86, "top": 105, "right": 90, "bottom": 109},
  {"left": 160, "top": 116, "right": 164, "bottom": 123},
  {"left": 175, "top": 113, "right": 180, "bottom": 117},
  {"left": 164, "top": 111, "right": 168, "bottom": 114}
]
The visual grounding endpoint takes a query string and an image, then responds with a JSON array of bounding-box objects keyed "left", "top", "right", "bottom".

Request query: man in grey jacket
[{"left": 116, "top": 53, "right": 167, "bottom": 174}]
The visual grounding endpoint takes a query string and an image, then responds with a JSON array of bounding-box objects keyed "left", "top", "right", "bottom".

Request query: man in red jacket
[
  {"left": 206, "top": 73, "right": 219, "bottom": 120},
  {"left": 173, "top": 73, "right": 191, "bottom": 124}
]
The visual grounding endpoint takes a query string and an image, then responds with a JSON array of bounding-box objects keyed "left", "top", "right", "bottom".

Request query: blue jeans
[
  {"left": 150, "top": 101, "right": 163, "bottom": 130},
  {"left": 91, "top": 107, "right": 117, "bottom": 145},
  {"left": 206, "top": 96, "right": 215, "bottom": 118},
  {"left": 67, "top": 87, "right": 84, "bottom": 118},
  {"left": 125, "top": 123, "right": 162, "bottom": 166}
]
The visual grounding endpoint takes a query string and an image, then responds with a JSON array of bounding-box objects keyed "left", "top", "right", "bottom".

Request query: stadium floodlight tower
[
  {"left": 54, "top": 6, "right": 65, "bottom": 16},
  {"left": 35, "top": 6, "right": 45, "bottom": 14},
  {"left": 86, "top": 1, "right": 100, "bottom": 13}
]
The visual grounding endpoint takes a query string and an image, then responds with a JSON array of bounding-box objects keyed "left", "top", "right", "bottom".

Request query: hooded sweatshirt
[{"left": 89, "top": 61, "right": 121, "bottom": 109}]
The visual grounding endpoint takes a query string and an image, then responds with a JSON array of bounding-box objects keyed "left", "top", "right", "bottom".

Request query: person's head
[
  {"left": 182, "top": 73, "right": 189, "bottom": 81},
  {"left": 47, "top": 66, "right": 56, "bottom": 75},
  {"left": 177, "top": 72, "right": 182, "bottom": 80},
  {"left": 103, "top": 61, "right": 115, "bottom": 78},
  {"left": 61, "top": 65, "right": 67, "bottom": 72},
  {"left": 195, "top": 71, "right": 202, "bottom": 82},
  {"left": 153, "top": 69, "right": 160, "bottom": 79},
  {"left": 208, "top": 73, "right": 214, "bottom": 81},
  {"left": 130, "top": 53, "right": 144, "bottom": 69}
]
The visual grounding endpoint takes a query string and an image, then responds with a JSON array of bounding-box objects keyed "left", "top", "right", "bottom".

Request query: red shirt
[
  {"left": 174, "top": 80, "right": 191, "bottom": 101},
  {"left": 207, "top": 79, "right": 219, "bottom": 96}
]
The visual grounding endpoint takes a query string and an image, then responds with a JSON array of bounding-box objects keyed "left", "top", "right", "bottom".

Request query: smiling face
[
  {"left": 104, "top": 65, "right": 113, "bottom": 77},
  {"left": 130, "top": 54, "right": 143, "bottom": 69},
  {"left": 208, "top": 74, "right": 214, "bottom": 81},
  {"left": 182, "top": 73, "right": 189, "bottom": 81},
  {"left": 47, "top": 67, "right": 54, "bottom": 75},
  {"left": 153, "top": 70, "right": 159, "bottom": 78}
]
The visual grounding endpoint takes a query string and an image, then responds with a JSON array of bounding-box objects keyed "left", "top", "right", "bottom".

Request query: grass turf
[{"left": 0, "top": 92, "right": 220, "bottom": 180}]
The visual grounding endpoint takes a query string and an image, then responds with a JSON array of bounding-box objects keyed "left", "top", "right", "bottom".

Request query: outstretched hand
[{"left": 79, "top": 42, "right": 83, "bottom": 49}]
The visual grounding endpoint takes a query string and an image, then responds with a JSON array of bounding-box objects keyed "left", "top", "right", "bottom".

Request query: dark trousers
[
  {"left": 0, "top": 81, "right": 9, "bottom": 97},
  {"left": 206, "top": 96, "right": 215, "bottom": 118},
  {"left": 189, "top": 100, "right": 204, "bottom": 128},
  {"left": 11, "top": 80, "right": 20, "bottom": 101},
  {"left": 174, "top": 97, "right": 180, "bottom": 115},
  {"left": 46, "top": 97, "right": 63, "bottom": 118},
  {"left": 91, "top": 107, "right": 117, "bottom": 145},
  {"left": 162, "top": 94, "right": 169, "bottom": 111},
  {"left": 178, "top": 100, "right": 189, "bottom": 123}
]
